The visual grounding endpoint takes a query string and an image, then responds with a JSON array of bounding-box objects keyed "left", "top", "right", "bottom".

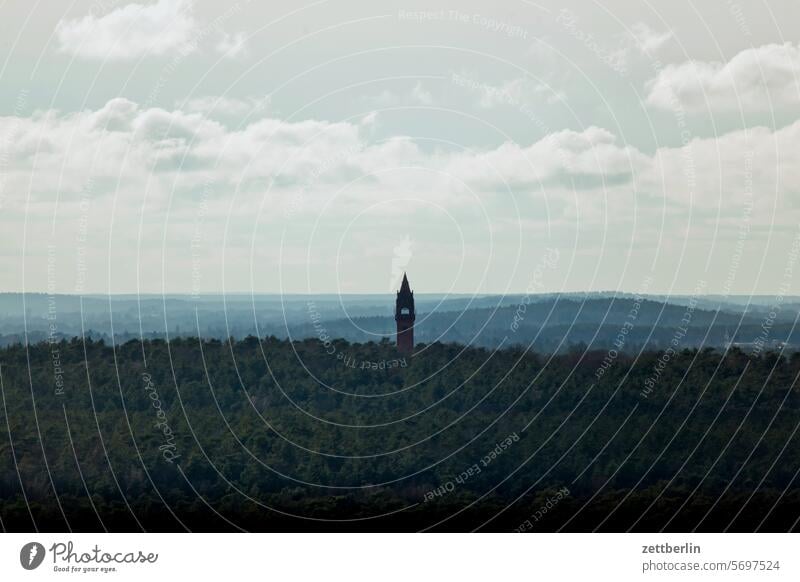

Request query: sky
[{"left": 1, "top": 0, "right": 799, "bottom": 296}]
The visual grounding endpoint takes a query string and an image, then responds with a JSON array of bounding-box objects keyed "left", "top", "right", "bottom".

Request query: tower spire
[{"left": 400, "top": 272, "right": 411, "bottom": 293}]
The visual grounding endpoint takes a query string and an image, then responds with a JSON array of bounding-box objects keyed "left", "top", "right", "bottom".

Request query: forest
[{"left": 1, "top": 336, "right": 798, "bottom": 532}]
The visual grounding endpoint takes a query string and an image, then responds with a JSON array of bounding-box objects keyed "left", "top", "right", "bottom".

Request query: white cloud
[
  {"left": 480, "top": 77, "right": 564, "bottom": 108},
  {"left": 216, "top": 31, "right": 248, "bottom": 58},
  {"left": 3, "top": 98, "right": 800, "bottom": 294},
  {"left": 410, "top": 82, "right": 433, "bottom": 106},
  {"left": 178, "top": 95, "right": 271, "bottom": 119},
  {"left": 629, "top": 22, "right": 673, "bottom": 54},
  {"left": 445, "top": 127, "right": 647, "bottom": 193},
  {"left": 0, "top": 98, "right": 369, "bottom": 205},
  {"left": 451, "top": 72, "right": 564, "bottom": 110},
  {"left": 55, "top": 0, "right": 245, "bottom": 61},
  {"left": 360, "top": 111, "right": 378, "bottom": 127},
  {"left": 644, "top": 120, "right": 800, "bottom": 211},
  {"left": 56, "top": 0, "right": 199, "bottom": 60},
  {"left": 363, "top": 82, "right": 436, "bottom": 107},
  {"left": 646, "top": 42, "right": 800, "bottom": 112},
  {"left": 2, "top": 98, "right": 797, "bottom": 225}
]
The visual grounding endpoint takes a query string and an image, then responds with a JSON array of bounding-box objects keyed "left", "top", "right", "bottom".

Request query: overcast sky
[{"left": 1, "top": 0, "right": 799, "bottom": 296}]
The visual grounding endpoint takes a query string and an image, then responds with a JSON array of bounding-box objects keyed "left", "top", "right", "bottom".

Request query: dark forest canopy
[{"left": 1, "top": 336, "right": 799, "bottom": 532}]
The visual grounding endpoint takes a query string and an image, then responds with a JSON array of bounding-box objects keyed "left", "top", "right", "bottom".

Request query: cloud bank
[{"left": 646, "top": 43, "right": 800, "bottom": 112}]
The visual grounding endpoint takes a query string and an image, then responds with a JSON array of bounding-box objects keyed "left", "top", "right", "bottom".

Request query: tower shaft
[{"left": 395, "top": 273, "right": 415, "bottom": 354}]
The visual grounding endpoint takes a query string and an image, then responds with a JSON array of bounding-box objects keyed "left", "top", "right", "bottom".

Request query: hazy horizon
[{"left": 6, "top": 290, "right": 800, "bottom": 301}]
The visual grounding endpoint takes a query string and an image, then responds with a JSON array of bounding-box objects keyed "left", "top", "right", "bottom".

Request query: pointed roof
[{"left": 399, "top": 272, "right": 412, "bottom": 294}]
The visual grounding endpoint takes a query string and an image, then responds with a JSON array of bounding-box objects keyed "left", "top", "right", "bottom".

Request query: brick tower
[{"left": 395, "top": 273, "right": 415, "bottom": 354}]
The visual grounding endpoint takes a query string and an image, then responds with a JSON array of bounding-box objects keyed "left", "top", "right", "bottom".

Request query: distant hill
[
  {"left": 291, "top": 297, "right": 800, "bottom": 353},
  {"left": 1, "top": 292, "right": 798, "bottom": 353}
]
